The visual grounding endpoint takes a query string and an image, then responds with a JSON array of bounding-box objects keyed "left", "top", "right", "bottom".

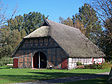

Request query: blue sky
[{"left": 2, "top": 0, "right": 89, "bottom": 22}]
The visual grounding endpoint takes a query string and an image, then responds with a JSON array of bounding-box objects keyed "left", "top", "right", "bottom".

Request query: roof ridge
[{"left": 46, "top": 19, "right": 80, "bottom": 31}]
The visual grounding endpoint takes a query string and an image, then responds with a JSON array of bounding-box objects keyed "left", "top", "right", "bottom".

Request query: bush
[
  {"left": 0, "top": 57, "right": 13, "bottom": 66},
  {"left": 102, "top": 62, "right": 112, "bottom": 69},
  {"left": 96, "top": 63, "right": 103, "bottom": 69},
  {"left": 76, "top": 62, "right": 82, "bottom": 66},
  {"left": 84, "top": 65, "right": 91, "bottom": 69},
  {"left": 84, "top": 63, "right": 103, "bottom": 69}
]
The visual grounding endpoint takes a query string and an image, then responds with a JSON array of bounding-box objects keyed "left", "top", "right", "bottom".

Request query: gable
[{"left": 12, "top": 36, "right": 68, "bottom": 64}]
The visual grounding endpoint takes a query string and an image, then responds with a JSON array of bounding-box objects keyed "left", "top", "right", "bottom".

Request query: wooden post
[{"left": 39, "top": 52, "right": 40, "bottom": 69}]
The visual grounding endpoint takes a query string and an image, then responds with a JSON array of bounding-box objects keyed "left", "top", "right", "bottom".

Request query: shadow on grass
[
  {"left": 63, "top": 77, "right": 108, "bottom": 84},
  {"left": 0, "top": 72, "right": 109, "bottom": 83},
  {"left": 28, "top": 72, "right": 109, "bottom": 83}
]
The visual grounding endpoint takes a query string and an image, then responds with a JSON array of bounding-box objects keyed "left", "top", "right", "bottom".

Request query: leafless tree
[
  {"left": 91, "top": 0, "right": 112, "bottom": 23},
  {"left": 0, "top": 1, "right": 17, "bottom": 27}
]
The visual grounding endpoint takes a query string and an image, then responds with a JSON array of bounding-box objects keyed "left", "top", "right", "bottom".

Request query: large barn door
[
  {"left": 33, "top": 52, "right": 47, "bottom": 68},
  {"left": 13, "top": 58, "right": 18, "bottom": 68}
]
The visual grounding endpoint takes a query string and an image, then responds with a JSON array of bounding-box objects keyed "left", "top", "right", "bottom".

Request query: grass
[
  {"left": 62, "top": 76, "right": 108, "bottom": 84},
  {"left": 0, "top": 66, "right": 110, "bottom": 84}
]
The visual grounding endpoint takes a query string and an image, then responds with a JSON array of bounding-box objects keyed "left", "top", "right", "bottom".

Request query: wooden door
[
  {"left": 13, "top": 58, "right": 18, "bottom": 68},
  {"left": 61, "top": 59, "right": 68, "bottom": 69}
]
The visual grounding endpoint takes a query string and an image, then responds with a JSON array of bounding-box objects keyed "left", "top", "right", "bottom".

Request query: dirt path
[{"left": 13, "top": 72, "right": 109, "bottom": 84}]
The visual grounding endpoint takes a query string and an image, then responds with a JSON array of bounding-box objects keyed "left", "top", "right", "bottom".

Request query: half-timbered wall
[
  {"left": 68, "top": 57, "right": 105, "bottom": 69},
  {"left": 14, "top": 36, "right": 68, "bottom": 68}
]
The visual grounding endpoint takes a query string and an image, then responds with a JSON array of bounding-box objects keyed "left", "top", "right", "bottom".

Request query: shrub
[
  {"left": 84, "top": 65, "right": 91, "bottom": 69},
  {"left": 102, "top": 62, "right": 112, "bottom": 69},
  {"left": 76, "top": 62, "right": 82, "bottom": 66},
  {"left": 84, "top": 63, "right": 103, "bottom": 69},
  {"left": 95, "top": 63, "right": 103, "bottom": 69}
]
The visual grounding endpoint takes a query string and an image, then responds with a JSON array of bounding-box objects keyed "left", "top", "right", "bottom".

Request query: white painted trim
[{"left": 32, "top": 56, "right": 33, "bottom": 68}]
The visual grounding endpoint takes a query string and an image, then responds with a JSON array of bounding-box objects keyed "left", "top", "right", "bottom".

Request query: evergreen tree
[{"left": 8, "top": 12, "right": 46, "bottom": 34}]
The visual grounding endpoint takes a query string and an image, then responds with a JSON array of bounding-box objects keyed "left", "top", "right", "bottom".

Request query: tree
[
  {"left": 59, "top": 17, "right": 73, "bottom": 26},
  {"left": 59, "top": 17, "right": 65, "bottom": 24},
  {"left": 20, "top": 29, "right": 26, "bottom": 39},
  {"left": 92, "top": 0, "right": 112, "bottom": 24},
  {"left": 0, "top": 27, "right": 21, "bottom": 58},
  {"left": 23, "top": 12, "right": 46, "bottom": 34},
  {"left": 7, "top": 15, "right": 24, "bottom": 31},
  {"left": 98, "top": 18, "right": 112, "bottom": 61},
  {"left": 0, "top": 2, "right": 17, "bottom": 28},
  {"left": 74, "top": 3, "right": 102, "bottom": 43},
  {"left": 91, "top": 0, "right": 112, "bottom": 61},
  {"left": 59, "top": 4, "right": 102, "bottom": 44},
  {"left": 72, "top": 16, "right": 86, "bottom": 34},
  {"left": 0, "top": 2, "right": 7, "bottom": 27},
  {"left": 0, "top": 1, "right": 17, "bottom": 59},
  {"left": 8, "top": 12, "right": 46, "bottom": 34},
  {"left": 59, "top": 17, "right": 86, "bottom": 34},
  {"left": 0, "top": 11, "right": 47, "bottom": 59}
]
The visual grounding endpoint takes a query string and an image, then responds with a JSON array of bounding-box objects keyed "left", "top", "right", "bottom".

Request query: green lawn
[
  {"left": 62, "top": 77, "right": 108, "bottom": 84},
  {"left": 0, "top": 66, "right": 110, "bottom": 84}
]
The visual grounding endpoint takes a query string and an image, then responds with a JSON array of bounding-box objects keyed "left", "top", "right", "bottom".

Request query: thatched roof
[
  {"left": 24, "top": 26, "right": 49, "bottom": 38},
  {"left": 24, "top": 19, "right": 105, "bottom": 58}
]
